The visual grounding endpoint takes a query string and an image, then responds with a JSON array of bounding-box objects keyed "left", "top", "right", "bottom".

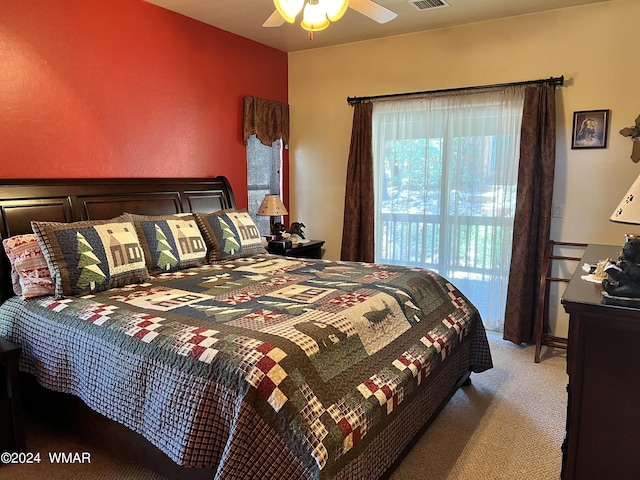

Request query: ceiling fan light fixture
[
  {"left": 264, "top": 0, "right": 397, "bottom": 36},
  {"left": 273, "top": 0, "right": 304, "bottom": 23},
  {"left": 301, "top": 0, "right": 330, "bottom": 32},
  {"left": 323, "top": 0, "right": 349, "bottom": 22}
]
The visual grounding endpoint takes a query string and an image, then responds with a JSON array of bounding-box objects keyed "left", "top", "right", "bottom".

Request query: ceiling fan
[{"left": 263, "top": 0, "right": 398, "bottom": 29}]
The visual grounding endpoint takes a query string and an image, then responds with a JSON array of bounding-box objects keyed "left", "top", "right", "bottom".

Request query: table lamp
[
  {"left": 257, "top": 194, "right": 288, "bottom": 236},
  {"left": 610, "top": 174, "right": 640, "bottom": 225}
]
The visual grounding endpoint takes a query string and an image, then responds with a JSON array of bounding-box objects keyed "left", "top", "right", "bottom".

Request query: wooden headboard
[{"left": 0, "top": 176, "right": 236, "bottom": 301}]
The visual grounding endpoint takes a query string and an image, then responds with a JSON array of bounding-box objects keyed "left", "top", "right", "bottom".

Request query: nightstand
[
  {"left": 0, "top": 338, "right": 24, "bottom": 452},
  {"left": 267, "top": 239, "right": 325, "bottom": 259}
]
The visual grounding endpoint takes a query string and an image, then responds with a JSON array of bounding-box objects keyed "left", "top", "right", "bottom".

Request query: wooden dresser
[{"left": 561, "top": 244, "right": 640, "bottom": 480}]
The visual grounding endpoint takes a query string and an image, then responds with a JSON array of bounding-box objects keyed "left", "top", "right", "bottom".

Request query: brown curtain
[
  {"left": 503, "top": 84, "right": 557, "bottom": 344},
  {"left": 341, "top": 102, "right": 374, "bottom": 262},
  {"left": 242, "top": 96, "right": 289, "bottom": 147}
]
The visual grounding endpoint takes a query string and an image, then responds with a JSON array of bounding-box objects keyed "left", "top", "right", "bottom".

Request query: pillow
[
  {"left": 2, "top": 238, "right": 22, "bottom": 296},
  {"left": 123, "top": 213, "right": 207, "bottom": 273},
  {"left": 2, "top": 234, "right": 55, "bottom": 299},
  {"left": 193, "top": 209, "right": 266, "bottom": 262},
  {"left": 31, "top": 216, "right": 150, "bottom": 298}
]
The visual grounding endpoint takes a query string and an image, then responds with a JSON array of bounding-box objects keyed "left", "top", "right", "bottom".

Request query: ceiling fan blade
[
  {"left": 263, "top": 9, "right": 285, "bottom": 28},
  {"left": 349, "top": 0, "right": 398, "bottom": 24}
]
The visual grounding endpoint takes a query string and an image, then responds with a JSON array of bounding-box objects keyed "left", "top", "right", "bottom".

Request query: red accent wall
[{"left": 0, "top": 0, "right": 289, "bottom": 209}]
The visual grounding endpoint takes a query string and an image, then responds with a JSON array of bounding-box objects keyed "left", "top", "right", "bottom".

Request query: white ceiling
[{"left": 144, "top": 0, "right": 609, "bottom": 53}]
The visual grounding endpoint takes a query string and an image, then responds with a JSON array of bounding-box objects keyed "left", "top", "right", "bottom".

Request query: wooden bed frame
[{"left": 0, "top": 177, "right": 473, "bottom": 480}]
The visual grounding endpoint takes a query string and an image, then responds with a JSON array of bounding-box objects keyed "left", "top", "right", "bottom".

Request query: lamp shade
[
  {"left": 257, "top": 194, "right": 288, "bottom": 217},
  {"left": 324, "top": 0, "right": 349, "bottom": 22},
  {"left": 273, "top": 0, "right": 304, "bottom": 23},
  {"left": 611, "top": 174, "right": 640, "bottom": 224},
  {"left": 301, "top": 0, "right": 330, "bottom": 32}
]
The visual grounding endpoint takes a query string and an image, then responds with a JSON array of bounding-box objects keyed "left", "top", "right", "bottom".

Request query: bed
[{"left": 0, "top": 177, "right": 492, "bottom": 480}]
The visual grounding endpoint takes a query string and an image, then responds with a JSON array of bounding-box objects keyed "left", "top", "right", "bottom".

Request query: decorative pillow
[
  {"left": 194, "top": 209, "right": 266, "bottom": 262},
  {"left": 2, "top": 234, "right": 55, "bottom": 299},
  {"left": 31, "top": 216, "right": 150, "bottom": 298},
  {"left": 2, "top": 238, "right": 22, "bottom": 296},
  {"left": 123, "top": 213, "right": 207, "bottom": 273}
]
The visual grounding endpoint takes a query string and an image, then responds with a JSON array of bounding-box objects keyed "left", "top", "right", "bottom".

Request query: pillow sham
[
  {"left": 2, "top": 237, "right": 22, "bottom": 296},
  {"left": 123, "top": 213, "right": 207, "bottom": 273},
  {"left": 31, "top": 216, "right": 150, "bottom": 298},
  {"left": 2, "top": 234, "right": 55, "bottom": 299},
  {"left": 193, "top": 209, "right": 266, "bottom": 262}
]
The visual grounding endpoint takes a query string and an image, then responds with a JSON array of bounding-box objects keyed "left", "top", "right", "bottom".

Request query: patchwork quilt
[{"left": 0, "top": 254, "right": 492, "bottom": 479}]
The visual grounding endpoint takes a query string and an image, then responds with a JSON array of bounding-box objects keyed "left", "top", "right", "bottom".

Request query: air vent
[{"left": 409, "top": 0, "right": 450, "bottom": 11}]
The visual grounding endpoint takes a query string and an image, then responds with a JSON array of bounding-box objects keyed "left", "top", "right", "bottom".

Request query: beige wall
[{"left": 288, "top": 0, "right": 638, "bottom": 336}]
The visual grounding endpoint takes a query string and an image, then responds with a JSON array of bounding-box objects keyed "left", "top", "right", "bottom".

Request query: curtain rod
[{"left": 346, "top": 75, "right": 564, "bottom": 105}]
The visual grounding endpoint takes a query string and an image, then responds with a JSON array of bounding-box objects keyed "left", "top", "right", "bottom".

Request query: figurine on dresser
[
  {"left": 286, "top": 222, "right": 306, "bottom": 240},
  {"left": 602, "top": 235, "right": 640, "bottom": 302}
]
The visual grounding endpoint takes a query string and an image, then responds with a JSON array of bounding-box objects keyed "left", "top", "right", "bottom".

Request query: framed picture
[{"left": 571, "top": 109, "right": 609, "bottom": 149}]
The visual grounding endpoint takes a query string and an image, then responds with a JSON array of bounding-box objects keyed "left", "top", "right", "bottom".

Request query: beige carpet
[
  {"left": 390, "top": 331, "right": 567, "bottom": 480},
  {"left": 2, "top": 331, "right": 567, "bottom": 480}
]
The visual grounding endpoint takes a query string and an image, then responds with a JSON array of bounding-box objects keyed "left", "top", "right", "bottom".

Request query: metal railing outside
[{"left": 378, "top": 213, "right": 513, "bottom": 321}]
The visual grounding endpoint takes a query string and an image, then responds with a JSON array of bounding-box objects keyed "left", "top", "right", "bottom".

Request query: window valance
[{"left": 242, "top": 95, "right": 289, "bottom": 147}]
